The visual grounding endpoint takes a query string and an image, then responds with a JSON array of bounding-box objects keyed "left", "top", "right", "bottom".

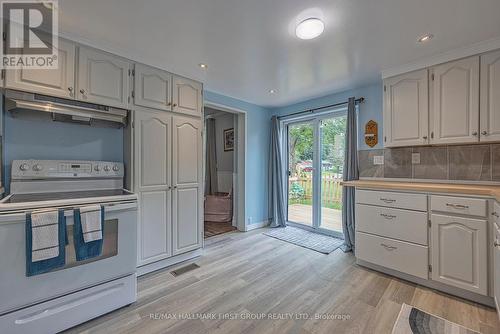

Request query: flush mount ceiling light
[
  {"left": 199, "top": 63, "right": 208, "bottom": 69},
  {"left": 295, "top": 18, "right": 324, "bottom": 40},
  {"left": 417, "top": 34, "right": 434, "bottom": 43}
]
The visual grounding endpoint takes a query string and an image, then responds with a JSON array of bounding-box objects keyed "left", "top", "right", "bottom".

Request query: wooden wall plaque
[{"left": 364, "top": 120, "right": 378, "bottom": 147}]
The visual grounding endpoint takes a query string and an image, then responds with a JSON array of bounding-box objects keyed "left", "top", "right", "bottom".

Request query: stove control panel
[{"left": 12, "top": 160, "right": 124, "bottom": 179}]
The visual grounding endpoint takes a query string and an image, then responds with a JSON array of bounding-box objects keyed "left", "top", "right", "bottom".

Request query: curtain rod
[{"left": 277, "top": 97, "right": 365, "bottom": 120}]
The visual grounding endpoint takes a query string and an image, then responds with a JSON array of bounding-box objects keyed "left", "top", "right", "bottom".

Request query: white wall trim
[
  {"left": 204, "top": 101, "right": 247, "bottom": 232},
  {"left": 381, "top": 36, "right": 500, "bottom": 79},
  {"left": 245, "top": 219, "right": 270, "bottom": 231}
]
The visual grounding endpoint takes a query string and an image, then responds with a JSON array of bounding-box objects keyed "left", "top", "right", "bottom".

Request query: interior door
[
  {"left": 431, "top": 56, "right": 480, "bottom": 144},
  {"left": 77, "top": 46, "right": 130, "bottom": 109},
  {"left": 287, "top": 121, "right": 315, "bottom": 227},
  {"left": 134, "top": 63, "right": 173, "bottom": 111},
  {"left": 5, "top": 39, "right": 76, "bottom": 99},
  {"left": 172, "top": 116, "right": 203, "bottom": 255},
  {"left": 134, "top": 110, "right": 172, "bottom": 265},
  {"left": 172, "top": 76, "right": 202, "bottom": 117}
]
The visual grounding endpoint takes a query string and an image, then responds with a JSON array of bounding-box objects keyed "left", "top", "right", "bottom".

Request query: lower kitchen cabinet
[{"left": 431, "top": 214, "right": 488, "bottom": 295}]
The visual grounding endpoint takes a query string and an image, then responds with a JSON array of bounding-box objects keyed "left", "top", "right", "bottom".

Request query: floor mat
[
  {"left": 263, "top": 226, "right": 344, "bottom": 254},
  {"left": 392, "top": 303, "right": 480, "bottom": 334}
]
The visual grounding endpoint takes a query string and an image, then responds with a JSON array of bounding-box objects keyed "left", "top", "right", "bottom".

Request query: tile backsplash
[{"left": 358, "top": 144, "right": 500, "bottom": 182}]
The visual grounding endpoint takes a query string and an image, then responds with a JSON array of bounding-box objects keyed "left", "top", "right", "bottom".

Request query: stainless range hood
[{"left": 5, "top": 90, "right": 128, "bottom": 128}]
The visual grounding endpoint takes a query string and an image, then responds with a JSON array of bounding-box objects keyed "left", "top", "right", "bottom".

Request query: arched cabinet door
[
  {"left": 5, "top": 39, "right": 76, "bottom": 99},
  {"left": 77, "top": 46, "right": 130, "bottom": 109},
  {"left": 430, "top": 214, "right": 487, "bottom": 295},
  {"left": 134, "top": 110, "right": 172, "bottom": 265},
  {"left": 480, "top": 50, "right": 500, "bottom": 142},
  {"left": 430, "top": 56, "right": 479, "bottom": 144},
  {"left": 172, "top": 76, "right": 202, "bottom": 117},
  {"left": 383, "top": 69, "right": 429, "bottom": 147},
  {"left": 134, "top": 63, "right": 173, "bottom": 111},
  {"left": 172, "top": 116, "right": 203, "bottom": 255}
]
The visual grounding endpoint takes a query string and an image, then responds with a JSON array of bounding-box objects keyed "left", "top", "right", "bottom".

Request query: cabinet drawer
[
  {"left": 356, "top": 204, "right": 428, "bottom": 245},
  {"left": 356, "top": 189, "right": 427, "bottom": 211},
  {"left": 430, "top": 195, "right": 487, "bottom": 217},
  {"left": 356, "top": 232, "right": 429, "bottom": 279}
]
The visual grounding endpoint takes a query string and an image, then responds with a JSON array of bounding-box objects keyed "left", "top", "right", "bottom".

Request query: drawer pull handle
[
  {"left": 492, "top": 212, "right": 499, "bottom": 218},
  {"left": 380, "top": 198, "right": 396, "bottom": 203},
  {"left": 445, "top": 203, "right": 469, "bottom": 209},
  {"left": 380, "top": 243, "right": 397, "bottom": 251},
  {"left": 380, "top": 213, "right": 397, "bottom": 219}
]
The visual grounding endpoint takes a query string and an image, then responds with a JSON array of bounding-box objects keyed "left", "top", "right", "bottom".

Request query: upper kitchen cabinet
[
  {"left": 172, "top": 76, "right": 203, "bottom": 117},
  {"left": 480, "top": 50, "right": 500, "bottom": 142},
  {"left": 430, "top": 56, "right": 480, "bottom": 144},
  {"left": 383, "top": 69, "right": 429, "bottom": 147},
  {"left": 77, "top": 46, "right": 130, "bottom": 109},
  {"left": 5, "top": 39, "right": 76, "bottom": 99},
  {"left": 134, "top": 64, "right": 173, "bottom": 111}
]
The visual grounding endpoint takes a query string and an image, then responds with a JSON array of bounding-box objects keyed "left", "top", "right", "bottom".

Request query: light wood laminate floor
[{"left": 66, "top": 229, "right": 500, "bottom": 334}]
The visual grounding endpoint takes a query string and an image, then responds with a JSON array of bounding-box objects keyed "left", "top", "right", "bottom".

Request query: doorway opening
[
  {"left": 203, "top": 105, "right": 245, "bottom": 238},
  {"left": 284, "top": 108, "right": 347, "bottom": 238}
]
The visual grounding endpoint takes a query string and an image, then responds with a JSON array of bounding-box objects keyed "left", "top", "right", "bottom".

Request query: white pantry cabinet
[
  {"left": 134, "top": 111, "right": 203, "bottom": 266},
  {"left": 5, "top": 39, "right": 76, "bottom": 99},
  {"left": 480, "top": 50, "right": 500, "bottom": 142},
  {"left": 172, "top": 76, "right": 203, "bottom": 117},
  {"left": 134, "top": 110, "right": 172, "bottom": 266},
  {"left": 172, "top": 116, "right": 203, "bottom": 255},
  {"left": 134, "top": 64, "right": 173, "bottom": 111},
  {"left": 77, "top": 46, "right": 130, "bottom": 109},
  {"left": 430, "top": 56, "right": 480, "bottom": 144},
  {"left": 383, "top": 69, "right": 429, "bottom": 147},
  {"left": 430, "top": 213, "right": 488, "bottom": 295}
]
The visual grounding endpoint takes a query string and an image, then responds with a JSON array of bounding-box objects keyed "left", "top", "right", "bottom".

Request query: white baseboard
[
  {"left": 137, "top": 249, "right": 203, "bottom": 276},
  {"left": 245, "top": 219, "right": 270, "bottom": 231}
]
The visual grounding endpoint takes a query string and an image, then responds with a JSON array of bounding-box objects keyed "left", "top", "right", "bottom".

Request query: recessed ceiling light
[
  {"left": 199, "top": 63, "right": 208, "bottom": 69},
  {"left": 295, "top": 18, "right": 324, "bottom": 40},
  {"left": 269, "top": 89, "right": 277, "bottom": 94},
  {"left": 417, "top": 34, "right": 434, "bottom": 43}
]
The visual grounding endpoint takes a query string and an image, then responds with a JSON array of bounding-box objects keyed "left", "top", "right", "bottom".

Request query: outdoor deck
[{"left": 287, "top": 204, "right": 343, "bottom": 232}]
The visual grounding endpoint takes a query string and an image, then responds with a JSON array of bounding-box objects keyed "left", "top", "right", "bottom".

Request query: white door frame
[
  {"left": 203, "top": 102, "right": 247, "bottom": 232},
  {"left": 280, "top": 107, "right": 348, "bottom": 238}
]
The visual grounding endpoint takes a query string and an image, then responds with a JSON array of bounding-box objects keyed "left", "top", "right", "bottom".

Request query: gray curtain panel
[
  {"left": 205, "top": 118, "right": 218, "bottom": 195},
  {"left": 269, "top": 116, "right": 287, "bottom": 227},
  {"left": 341, "top": 97, "right": 359, "bottom": 252}
]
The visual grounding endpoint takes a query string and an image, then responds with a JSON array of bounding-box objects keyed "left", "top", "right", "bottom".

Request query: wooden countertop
[{"left": 342, "top": 180, "right": 500, "bottom": 201}]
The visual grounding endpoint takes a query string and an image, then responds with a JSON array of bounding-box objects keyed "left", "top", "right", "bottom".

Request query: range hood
[{"left": 5, "top": 90, "right": 128, "bottom": 128}]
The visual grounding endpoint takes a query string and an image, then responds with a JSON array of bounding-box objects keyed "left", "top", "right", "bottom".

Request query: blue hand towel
[
  {"left": 26, "top": 209, "right": 66, "bottom": 277},
  {"left": 73, "top": 206, "right": 104, "bottom": 261}
]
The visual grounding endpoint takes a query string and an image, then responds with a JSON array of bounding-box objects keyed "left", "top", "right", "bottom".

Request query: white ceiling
[{"left": 59, "top": 0, "right": 500, "bottom": 107}]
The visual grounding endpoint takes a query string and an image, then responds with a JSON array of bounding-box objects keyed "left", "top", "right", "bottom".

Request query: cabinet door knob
[
  {"left": 423, "top": 136, "right": 428, "bottom": 140},
  {"left": 481, "top": 131, "right": 488, "bottom": 136},
  {"left": 172, "top": 103, "right": 177, "bottom": 107},
  {"left": 472, "top": 131, "right": 478, "bottom": 136},
  {"left": 494, "top": 240, "right": 500, "bottom": 247},
  {"left": 167, "top": 102, "right": 172, "bottom": 106},
  {"left": 80, "top": 89, "right": 86, "bottom": 97}
]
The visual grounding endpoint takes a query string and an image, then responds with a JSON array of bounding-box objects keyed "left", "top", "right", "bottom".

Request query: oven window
[{"left": 61, "top": 219, "right": 118, "bottom": 270}]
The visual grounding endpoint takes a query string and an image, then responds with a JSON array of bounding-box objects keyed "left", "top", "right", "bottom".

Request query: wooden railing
[{"left": 289, "top": 174, "right": 343, "bottom": 204}]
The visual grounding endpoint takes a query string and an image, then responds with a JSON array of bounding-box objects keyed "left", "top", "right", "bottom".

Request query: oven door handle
[{"left": 0, "top": 201, "right": 137, "bottom": 223}]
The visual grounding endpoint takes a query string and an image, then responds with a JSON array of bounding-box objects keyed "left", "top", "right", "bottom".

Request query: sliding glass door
[{"left": 285, "top": 111, "right": 346, "bottom": 237}]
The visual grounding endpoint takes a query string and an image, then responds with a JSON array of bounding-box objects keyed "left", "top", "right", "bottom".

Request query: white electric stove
[{"left": 0, "top": 160, "right": 138, "bottom": 334}]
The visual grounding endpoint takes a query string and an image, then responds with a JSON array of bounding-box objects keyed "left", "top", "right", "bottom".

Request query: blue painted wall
[
  {"left": 272, "top": 82, "right": 383, "bottom": 150},
  {"left": 204, "top": 91, "right": 271, "bottom": 226},
  {"left": 3, "top": 110, "right": 123, "bottom": 192}
]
